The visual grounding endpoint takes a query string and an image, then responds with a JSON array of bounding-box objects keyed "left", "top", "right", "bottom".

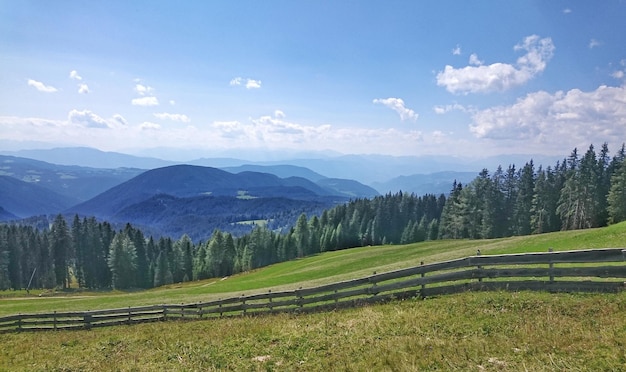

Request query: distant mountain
[
  {"left": 222, "top": 164, "right": 327, "bottom": 182},
  {"left": 0, "top": 155, "right": 144, "bottom": 202},
  {"left": 68, "top": 164, "right": 348, "bottom": 219},
  {"left": 222, "top": 164, "right": 378, "bottom": 198},
  {"left": 317, "top": 178, "right": 379, "bottom": 198},
  {"left": 0, "top": 176, "right": 78, "bottom": 217},
  {"left": 113, "top": 194, "right": 336, "bottom": 241},
  {"left": 0, "top": 206, "right": 18, "bottom": 221},
  {"left": 371, "top": 171, "right": 479, "bottom": 195},
  {"left": 1, "top": 147, "right": 174, "bottom": 169}
]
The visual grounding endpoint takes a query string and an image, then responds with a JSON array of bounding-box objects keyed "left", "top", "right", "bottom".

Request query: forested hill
[{"left": 68, "top": 164, "right": 342, "bottom": 218}]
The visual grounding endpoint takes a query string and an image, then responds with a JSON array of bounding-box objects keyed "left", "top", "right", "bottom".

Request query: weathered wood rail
[{"left": 1, "top": 248, "right": 624, "bottom": 333}]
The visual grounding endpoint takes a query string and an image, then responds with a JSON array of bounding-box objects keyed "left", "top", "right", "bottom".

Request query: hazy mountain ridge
[
  {"left": 371, "top": 171, "right": 479, "bottom": 196},
  {"left": 0, "top": 176, "right": 78, "bottom": 218},
  {"left": 67, "top": 165, "right": 349, "bottom": 219},
  {"left": 0, "top": 155, "right": 144, "bottom": 201}
]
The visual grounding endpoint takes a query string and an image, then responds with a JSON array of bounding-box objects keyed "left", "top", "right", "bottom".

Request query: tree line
[{"left": 1, "top": 143, "right": 624, "bottom": 291}]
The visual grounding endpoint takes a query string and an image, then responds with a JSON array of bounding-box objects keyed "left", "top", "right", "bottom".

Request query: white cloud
[
  {"left": 433, "top": 103, "right": 469, "bottom": 114},
  {"left": 140, "top": 122, "right": 161, "bottom": 130},
  {"left": 274, "top": 110, "right": 285, "bottom": 118},
  {"left": 169, "top": 100, "right": 176, "bottom": 106},
  {"left": 436, "top": 35, "right": 555, "bottom": 94},
  {"left": 134, "top": 84, "right": 153, "bottom": 96},
  {"left": 613, "top": 71, "right": 625, "bottom": 80},
  {"left": 468, "top": 53, "right": 483, "bottom": 66},
  {"left": 563, "top": 8, "right": 572, "bottom": 14},
  {"left": 68, "top": 109, "right": 110, "bottom": 129},
  {"left": 113, "top": 114, "right": 128, "bottom": 126},
  {"left": 154, "top": 112, "right": 190, "bottom": 122},
  {"left": 27, "top": 79, "right": 58, "bottom": 93},
  {"left": 245, "top": 79, "right": 262, "bottom": 89},
  {"left": 69, "top": 70, "right": 82, "bottom": 81},
  {"left": 452, "top": 45, "right": 461, "bottom": 55},
  {"left": 131, "top": 96, "right": 159, "bottom": 106},
  {"left": 230, "top": 77, "right": 262, "bottom": 89},
  {"left": 589, "top": 39, "right": 602, "bottom": 49},
  {"left": 469, "top": 84, "right": 626, "bottom": 150},
  {"left": 373, "top": 97, "right": 418, "bottom": 121},
  {"left": 78, "top": 83, "right": 90, "bottom": 94}
]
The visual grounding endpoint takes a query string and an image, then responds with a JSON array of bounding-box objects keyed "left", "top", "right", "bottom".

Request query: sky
[{"left": 1, "top": 1, "right": 625, "bottom": 161}]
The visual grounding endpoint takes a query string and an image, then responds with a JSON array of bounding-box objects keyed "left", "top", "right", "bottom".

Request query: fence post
[
  {"left": 297, "top": 287, "right": 303, "bottom": 310},
  {"left": 476, "top": 250, "right": 483, "bottom": 283},
  {"left": 162, "top": 304, "right": 167, "bottom": 321},
  {"left": 548, "top": 248, "right": 554, "bottom": 282},
  {"left": 53, "top": 311, "right": 57, "bottom": 331},
  {"left": 268, "top": 290, "right": 273, "bottom": 311},
  {"left": 242, "top": 295, "right": 247, "bottom": 315},
  {"left": 420, "top": 261, "right": 426, "bottom": 299},
  {"left": 84, "top": 313, "right": 92, "bottom": 330},
  {"left": 127, "top": 306, "right": 132, "bottom": 325},
  {"left": 17, "top": 314, "right": 22, "bottom": 332},
  {"left": 219, "top": 299, "right": 223, "bottom": 318},
  {"left": 370, "top": 271, "right": 377, "bottom": 296}
]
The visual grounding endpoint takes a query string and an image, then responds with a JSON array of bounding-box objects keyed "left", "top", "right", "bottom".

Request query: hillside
[
  {"left": 69, "top": 165, "right": 347, "bottom": 217},
  {"left": 66, "top": 164, "right": 350, "bottom": 239},
  {"left": 371, "top": 171, "right": 478, "bottom": 195},
  {"left": 0, "top": 176, "right": 78, "bottom": 218},
  {"left": 113, "top": 194, "right": 338, "bottom": 241},
  {"left": 0, "top": 155, "right": 143, "bottom": 201}
]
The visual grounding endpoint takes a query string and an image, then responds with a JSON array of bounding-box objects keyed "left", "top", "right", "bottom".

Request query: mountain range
[{"left": 0, "top": 146, "right": 556, "bottom": 240}]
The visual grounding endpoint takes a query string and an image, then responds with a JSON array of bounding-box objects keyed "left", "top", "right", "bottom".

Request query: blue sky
[{"left": 1, "top": 1, "right": 625, "bottom": 160}]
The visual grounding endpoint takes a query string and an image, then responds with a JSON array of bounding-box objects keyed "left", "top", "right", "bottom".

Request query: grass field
[
  {"left": 1, "top": 223, "right": 625, "bottom": 370},
  {"left": 1, "top": 222, "right": 625, "bottom": 317}
]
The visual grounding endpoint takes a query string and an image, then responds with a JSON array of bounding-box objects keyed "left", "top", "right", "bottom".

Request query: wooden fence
[{"left": 1, "top": 248, "right": 624, "bottom": 333}]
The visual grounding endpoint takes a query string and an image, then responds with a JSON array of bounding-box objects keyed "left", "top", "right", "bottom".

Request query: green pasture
[{"left": 1, "top": 222, "right": 625, "bottom": 317}]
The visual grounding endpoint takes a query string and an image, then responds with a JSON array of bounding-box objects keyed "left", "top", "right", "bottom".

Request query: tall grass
[{"left": 2, "top": 291, "right": 625, "bottom": 371}]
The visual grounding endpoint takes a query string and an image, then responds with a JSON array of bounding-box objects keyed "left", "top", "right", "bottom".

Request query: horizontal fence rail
[{"left": 1, "top": 248, "right": 624, "bottom": 333}]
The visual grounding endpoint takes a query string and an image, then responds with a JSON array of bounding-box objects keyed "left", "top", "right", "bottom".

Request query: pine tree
[
  {"left": 107, "top": 233, "right": 138, "bottom": 290},
  {"left": 50, "top": 214, "right": 71, "bottom": 289},
  {"left": 607, "top": 158, "right": 626, "bottom": 224}
]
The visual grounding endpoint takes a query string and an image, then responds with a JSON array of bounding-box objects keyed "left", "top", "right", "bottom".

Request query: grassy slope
[
  {"left": 1, "top": 221, "right": 625, "bottom": 316},
  {"left": 1, "top": 222, "right": 625, "bottom": 371}
]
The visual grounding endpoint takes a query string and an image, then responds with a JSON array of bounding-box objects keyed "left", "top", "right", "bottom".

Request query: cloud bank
[{"left": 470, "top": 84, "right": 626, "bottom": 147}]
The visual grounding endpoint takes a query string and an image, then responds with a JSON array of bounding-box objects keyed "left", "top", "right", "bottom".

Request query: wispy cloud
[
  {"left": 154, "top": 112, "right": 190, "bottom": 122},
  {"left": 589, "top": 39, "right": 602, "bottom": 49},
  {"left": 134, "top": 83, "right": 154, "bottom": 96},
  {"left": 230, "top": 77, "right": 262, "bottom": 89},
  {"left": 452, "top": 45, "right": 461, "bottom": 55},
  {"left": 27, "top": 79, "right": 58, "bottom": 93},
  {"left": 131, "top": 96, "right": 159, "bottom": 106},
  {"left": 78, "top": 83, "right": 90, "bottom": 94},
  {"left": 140, "top": 122, "right": 161, "bottom": 130},
  {"left": 69, "top": 70, "right": 82, "bottom": 81},
  {"left": 68, "top": 109, "right": 110, "bottom": 129},
  {"left": 563, "top": 8, "right": 572, "bottom": 14},
  {"left": 436, "top": 35, "right": 555, "bottom": 94},
  {"left": 373, "top": 97, "right": 418, "bottom": 121}
]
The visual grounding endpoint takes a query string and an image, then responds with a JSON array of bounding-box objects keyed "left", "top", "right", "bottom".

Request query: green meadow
[{"left": 1, "top": 222, "right": 625, "bottom": 371}]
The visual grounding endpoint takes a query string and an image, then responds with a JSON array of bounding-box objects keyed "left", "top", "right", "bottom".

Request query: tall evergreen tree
[
  {"left": 607, "top": 158, "right": 626, "bottom": 224},
  {"left": 107, "top": 233, "right": 138, "bottom": 289},
  {"left": 50, "top": 214, "right": 72, "bottom": 289}
]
